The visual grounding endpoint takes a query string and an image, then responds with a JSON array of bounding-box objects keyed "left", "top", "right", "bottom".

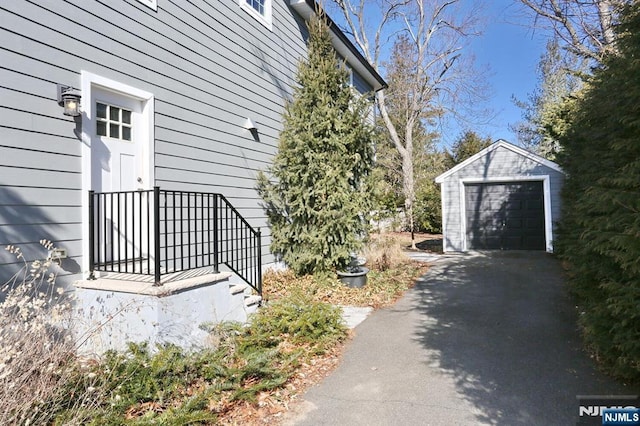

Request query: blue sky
[
  {"left": 327, "top": 1, "right": 550, "bottom": 149},
  {"left": 447, "top": 0, "right": 549, "bottom": 147}
]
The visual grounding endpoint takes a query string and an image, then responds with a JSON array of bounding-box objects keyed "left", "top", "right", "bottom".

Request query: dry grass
[
  {"left": 0, "top": 242, "right": 101, "bottom": 425},
  {"left": 362, "top": 233, "right": 411, "bottom": 271}
]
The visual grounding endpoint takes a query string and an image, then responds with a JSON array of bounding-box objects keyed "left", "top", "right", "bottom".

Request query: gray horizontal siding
[
  {"left": 0, "top": 46, "right": 83, "bottom": 285},
  {"left": 447, "top": 148, "right": 551, "bottom": 180},
  {"left": 0, "top": 0, "right": 317, "bottom": 283},
  {"left": 1, "top": 0, "right": 374, "bottom": 280}
]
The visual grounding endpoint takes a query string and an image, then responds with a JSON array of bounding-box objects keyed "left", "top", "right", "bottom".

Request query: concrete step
[
  {"left": 244, "top": 295, "right": 262, "bottom": 316},
  {"left": 244, "top": 295, "right": 262, "bottom": 307},
  {"left": 229, "top": 283, "right": 249, "bottom": 295}
]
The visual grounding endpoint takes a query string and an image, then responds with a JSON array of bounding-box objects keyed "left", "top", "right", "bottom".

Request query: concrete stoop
[{"left": 73, "top": 271, "right": 261, "bottom": 355}]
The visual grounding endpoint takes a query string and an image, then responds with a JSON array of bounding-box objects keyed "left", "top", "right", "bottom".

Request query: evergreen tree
[
  {"left": 511, "top": 38, "right": 584, "bottom": 160},
  {"left": 556, "top": 3, "right": 640, "bottom": 381},
  {"left": 444, "top": 130, "right": 492, "bottom": 168},
  {"left": 257, "top": 16, "right": 375, "bottom": 275}
]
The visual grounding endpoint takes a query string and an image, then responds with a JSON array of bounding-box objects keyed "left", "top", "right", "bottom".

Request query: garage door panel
[
  {"left": 526, "top": 217, "right": 544, "bottom": 229},
  {"left": 505, "top": 201, "right": 523, "bottom": 211},
  {"left": 504, "top": 218, "right": 523, "bottom": 230},
  {"left": 465, "top": 182, "right": 545, "bottom": 250}
]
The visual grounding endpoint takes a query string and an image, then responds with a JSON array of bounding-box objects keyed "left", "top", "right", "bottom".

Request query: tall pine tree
[{"left": 257, "top": 15, "right": 375, "bottom": 275}]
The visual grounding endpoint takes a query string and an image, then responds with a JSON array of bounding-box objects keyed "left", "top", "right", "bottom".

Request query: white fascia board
[
  {"left": 289, "top": 0, "right": 385, "bottom": 92},
  {"left": 435, "top": 139, "right": 564, "bottom": 183}
]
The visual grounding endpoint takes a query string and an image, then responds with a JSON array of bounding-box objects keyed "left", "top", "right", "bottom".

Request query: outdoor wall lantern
[{"left": 57, "top": 84, "right": 82, "bottom": 117}]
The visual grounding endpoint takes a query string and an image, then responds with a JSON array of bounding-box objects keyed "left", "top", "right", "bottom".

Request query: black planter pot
[{"left": 337, "top": 267, "right": 369, "bottom": 288}]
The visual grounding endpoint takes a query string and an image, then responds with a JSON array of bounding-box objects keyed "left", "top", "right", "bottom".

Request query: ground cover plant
[
  {"left": 1, "top": 233, "right": 426, "bottom": 424},
  {"left": 52, "top": 294, "right": 347, "bottom": 425}
]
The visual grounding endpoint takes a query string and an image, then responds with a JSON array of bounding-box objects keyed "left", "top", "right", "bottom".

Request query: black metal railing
[{"left": 88, "top": 187, "right": 262, "bottom": 294}]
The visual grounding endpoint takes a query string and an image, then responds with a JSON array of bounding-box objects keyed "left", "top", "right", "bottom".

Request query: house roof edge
[{"left": 289, "top": 0, "right": 387, "bottom": 92}]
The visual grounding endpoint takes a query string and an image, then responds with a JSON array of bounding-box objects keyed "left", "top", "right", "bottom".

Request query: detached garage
[{"left": 435, "top": 140, "right": 565, "bottom": 253}]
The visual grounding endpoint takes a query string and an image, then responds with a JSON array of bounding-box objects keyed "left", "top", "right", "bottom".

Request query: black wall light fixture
[{"left": 57, "top": 84, "right": 82, "bottom": 117}]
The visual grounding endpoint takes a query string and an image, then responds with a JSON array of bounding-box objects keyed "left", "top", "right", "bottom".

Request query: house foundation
[{"left": 72, "top": 271, "right": 260, "bottom": 355}]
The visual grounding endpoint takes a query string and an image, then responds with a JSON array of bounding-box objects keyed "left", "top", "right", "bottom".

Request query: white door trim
[
  {"left": 458, "top": 176, "right": 554, "bottom": 253},
  {"left": 80, "top": 71, "right": 155, "bottom": 276}
]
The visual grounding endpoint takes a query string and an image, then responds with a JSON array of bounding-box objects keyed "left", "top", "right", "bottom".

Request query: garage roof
[{"left": 435, "top": 139, "right": 564, "bottom": 183}]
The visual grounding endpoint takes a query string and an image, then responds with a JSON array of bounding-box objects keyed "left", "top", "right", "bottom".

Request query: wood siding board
[
  {"left": 0, "top": 105, "right": 80, "bottom": 138},
  {"left": 155, "top": 154, "right": 262, "bottom": 179},
  {"left": 6, "top": 1, "right": 292, "bottom": 116},
  {"left": 0, "top": 145, "right": 80, "bottom": 173},
  {"left": 79, "top": 0, "right": 298, "bottom": 96},
  {"left": 0, "top": 206, "right": 82, "bottom": 225},
  {"left": 155, "top": 102, "right": 280, "bottom": 146},
  {"left": 0, "top": 126, "right": 82, "bottom": 160},
  {"left": 155, "top": 140, "right": 273, "bottom": 169},
  {"left": 154, "top": 117, "right": 277, "bottom": 156},
  {"left": 0, "top": 166, "right": 80, "bottom": 189},
  {"left": 154, "top": 180, "right": 260, "bottom": 199},
  {"left": 0, "top": 223, "right": 80, "bottom": 245},
  {"left": 154, "top": 168, "right": 258, "bottom": 190},
  {"left": 155, "top": 101, "right": 281, "bottom": 142},
  {"left": 0, "top": 67, "right": 60, "bottom": 102},
  {"left": 0, "top": 50, "right": 79, "bottom": 94},
  {"left": 0, "top": 186, "right": 81, "bottom": 206},
  {"left": 0, "top": 128, "right": 81, "bottom": 158},
  {"left": 164, "top": 0, "right": 302, "bottom": 89},
  {"left": 155, "top": 164, "right": 258, "bottom": 185},
  {"left": 0, "top": 240, "right": 82, "bottom": 264},
  {"left": 1, "top": 29, "right": 287, "bottom": 131}
]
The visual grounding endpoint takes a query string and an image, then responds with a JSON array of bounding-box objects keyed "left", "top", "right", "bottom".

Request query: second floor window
[
  {"left": 246, "top": 0, "right": 265, "bottom": 15},
  {"left": 240, "top": 0, "right": 272, "bottom": 30}
]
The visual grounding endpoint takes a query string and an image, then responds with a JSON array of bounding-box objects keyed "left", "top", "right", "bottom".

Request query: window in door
[{"left": 96, "top": 102, "right": 133, "bottom": 141}]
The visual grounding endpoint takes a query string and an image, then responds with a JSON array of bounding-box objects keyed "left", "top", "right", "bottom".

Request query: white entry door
[
  {"left": 91, "top": 87, "right": 148, "bottom": 267},
  {"left": 91, "top": 87, "right": 145, "bottom": 192}
]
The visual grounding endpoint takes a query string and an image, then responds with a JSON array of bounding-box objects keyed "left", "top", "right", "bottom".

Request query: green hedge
[{"left": 556, "top": 3, "right": 640, "bottom": 382}]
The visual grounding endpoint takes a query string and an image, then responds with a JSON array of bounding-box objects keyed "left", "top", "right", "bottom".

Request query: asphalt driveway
[{"left": 283, "top": 251, "right": 635, "bottom": 425}]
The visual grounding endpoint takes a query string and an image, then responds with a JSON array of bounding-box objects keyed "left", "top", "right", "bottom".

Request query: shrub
[
  {"left": 247, "top": 295, "right": 347, "bottom": 352},
  {"left": 556, "top": 3, "right": 640, "bottom": 381},
  {"left": 0, "top": 241, "right": 92, "bottom": 425},
  {"left": 262, "top": 241, "right": 426, "bottom": 309}
]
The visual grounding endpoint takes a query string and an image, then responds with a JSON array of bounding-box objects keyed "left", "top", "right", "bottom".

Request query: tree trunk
[{"left": 400, "top": 140, "right": 416, "bottom": 250}]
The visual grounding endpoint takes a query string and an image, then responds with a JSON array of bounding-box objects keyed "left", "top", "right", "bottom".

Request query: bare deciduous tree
[
  {"left": 520, "top": 0, "right": 631, "bottom": 61},
  {"left": 329, "top": 0, "right": 484, "bottom": 248}
]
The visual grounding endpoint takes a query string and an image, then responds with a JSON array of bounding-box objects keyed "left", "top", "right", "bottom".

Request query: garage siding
[{"left": 438, "top": 142, "right": 564, "bottom": 252}]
